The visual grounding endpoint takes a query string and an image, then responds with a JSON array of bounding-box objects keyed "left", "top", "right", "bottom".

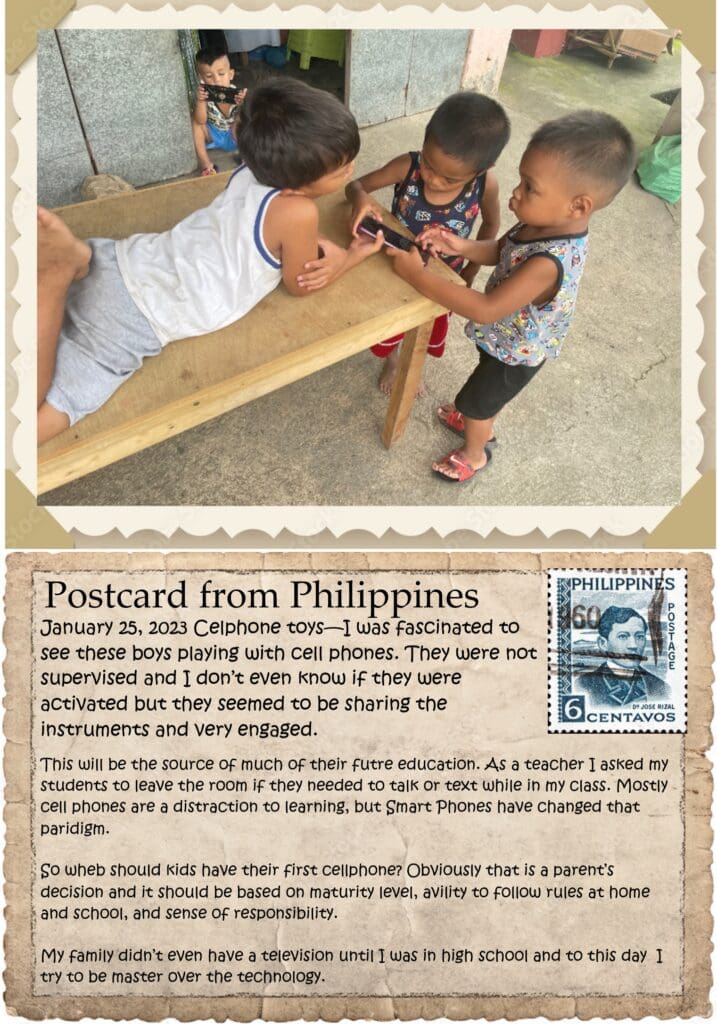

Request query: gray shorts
[{"left": 45, "top": 238, "right": 161, "bottom": 425}]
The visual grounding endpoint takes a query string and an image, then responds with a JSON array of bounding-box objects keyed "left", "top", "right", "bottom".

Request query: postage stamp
[{"left": 548, "top": 568, "right": 687, "bottom": 733}]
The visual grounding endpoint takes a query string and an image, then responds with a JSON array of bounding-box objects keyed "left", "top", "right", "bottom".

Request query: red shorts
[{"left": 370, "top": 313, "right": 449, "bottom": 359}]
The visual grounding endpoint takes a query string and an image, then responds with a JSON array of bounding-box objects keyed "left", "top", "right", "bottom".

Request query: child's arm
[
  {"left": 264, "top": 195, "right": 382, "bottom": 297},
  {"left": 231, "top": 89, "right": 248, "bottom": 119},
  {"left": 418, "top": 227, "right": 502, "bottom": 268},
  {"left": 462, "top": 169, "right": 501, "bottom": 286},
  {"left": 192, "top": 83, "right": 209, "bottom": 126},
  {"left": 345, "top": 155, "right": 412, "bottom": 236},
  {"left": 296, "top": 232, "right": 385, "bottom": 291},
  {"left": 387, "top": 246, "right": 559, "bottom": 325},
  {"left": 475, "top": 170, "right": 501, "bottom": 242}
]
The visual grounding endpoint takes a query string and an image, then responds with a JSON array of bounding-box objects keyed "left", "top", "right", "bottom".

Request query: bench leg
[{"left": 381, "top": 319, "right": 433, "bottom": 447}]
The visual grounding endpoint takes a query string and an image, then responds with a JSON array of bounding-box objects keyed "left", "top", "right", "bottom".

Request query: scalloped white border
[{"left": 9, "top": 4, "right": 705, "bottom": 540}]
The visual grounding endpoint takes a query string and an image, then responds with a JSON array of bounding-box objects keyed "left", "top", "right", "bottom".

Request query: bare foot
[
  {"left": 38, "top": 207, "right": 91, "bottom": 282},
  {"left": 377, "top": 360, "right": 427, "bottom": 398},
  {"left": 378, "top": 359, "right": 397, "bottom": 395}
]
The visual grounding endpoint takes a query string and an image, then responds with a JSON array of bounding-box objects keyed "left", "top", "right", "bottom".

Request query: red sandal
[
  {"left": 436, "top": 404, "right": 497, "bottom": 445},
  {"left": 432, "top": 446, "right": 492, "bottom": 483}
]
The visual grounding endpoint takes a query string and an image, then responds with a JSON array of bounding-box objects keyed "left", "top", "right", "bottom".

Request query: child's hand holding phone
[
  {"left": 358, "top": 216, "right": 430, "bottom": 264},
  {"left": 350, "top": 198, "right": 384, "bottom": 237}
]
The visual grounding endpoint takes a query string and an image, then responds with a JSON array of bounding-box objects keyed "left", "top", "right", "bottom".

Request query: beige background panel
[
  {"left": 5, "top": 0, "right": 715, "bottom": 548},
  {"left": 5, "top": 551, "right": 713, "bottom": 1019}
]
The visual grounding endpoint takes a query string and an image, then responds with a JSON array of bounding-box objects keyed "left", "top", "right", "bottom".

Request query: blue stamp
[{"left": 548, "top": 568, "right": 687, "bottom": 732}]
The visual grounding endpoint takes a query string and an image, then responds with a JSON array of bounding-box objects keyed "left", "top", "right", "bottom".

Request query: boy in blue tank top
[
  {"left": 344, "top": 93, "right": 511, "bottom": 395},
  {"left": 387, "top": 110, "right": 636, "bottom": 482}
]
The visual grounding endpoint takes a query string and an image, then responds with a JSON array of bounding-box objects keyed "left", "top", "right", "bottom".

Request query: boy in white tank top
[{"left": 37, "top": 78, "right": 384, "bottom": 445}]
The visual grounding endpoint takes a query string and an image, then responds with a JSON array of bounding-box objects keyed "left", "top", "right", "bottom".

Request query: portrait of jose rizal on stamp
[{"left": 548, "top": 569, "right": 687, "bottom": 733}]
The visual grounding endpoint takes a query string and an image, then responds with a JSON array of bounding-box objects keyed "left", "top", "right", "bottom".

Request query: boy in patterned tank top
[
  {"left": 387, "top": 110, "right": 636, "bottom": 482},
  {"left": 344, "top": 93, "right": 511, "bottom": 395}
]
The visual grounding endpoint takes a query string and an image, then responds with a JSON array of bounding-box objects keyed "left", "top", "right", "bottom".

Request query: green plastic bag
[{"left": 636, "top": 135, "right": 682, "bottom": 203}]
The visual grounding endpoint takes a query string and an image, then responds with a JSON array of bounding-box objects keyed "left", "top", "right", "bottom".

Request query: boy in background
[{"left": 192, "top": 46, "right": 247, "bottom": 175}]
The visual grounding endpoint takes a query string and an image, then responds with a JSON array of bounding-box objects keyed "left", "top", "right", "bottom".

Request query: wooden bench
[
  {"left": 38, "top": 173, "right": 458, "bottom": 494},
  {"left": 567, "top": 29, "right": 677, "bottom": 67}
]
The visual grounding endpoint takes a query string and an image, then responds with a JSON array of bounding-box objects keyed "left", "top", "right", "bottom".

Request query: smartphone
[
  {"left": 359, "top": 216, "right": 430, "bottom": 264},
  {"left": 358, "top": 215, "right": 418, "bottom": 253},
  {"left": 202, "top": 83, "right": 241, "bottom": 105}
]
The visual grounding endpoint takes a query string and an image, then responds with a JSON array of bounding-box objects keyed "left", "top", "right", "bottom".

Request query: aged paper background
[
  {"left": 5, "top": 0, "right": 715, "bottom": 548},
  {"left": 5, "top": 551, "right": 712, "bottom": 1019}
]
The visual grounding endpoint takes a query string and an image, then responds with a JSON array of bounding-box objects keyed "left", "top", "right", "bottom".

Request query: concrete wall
[
  {"left": 347, "top": 31, "right": 411, "bottom": 126},
  {"left": 405, "top": 31, "right": 473, "bottom": 115},
  {"left": 347, "top": 30, "right": 470, "bottom": 127},
  {"left": 37, "top": 32, "right": 94, "bottom": 207},
  {"left": 38, "top": 30, "right": 197, "bottom": 207},
  {"left": 347, "top": 29, "right": 511, "bottom": 128}
]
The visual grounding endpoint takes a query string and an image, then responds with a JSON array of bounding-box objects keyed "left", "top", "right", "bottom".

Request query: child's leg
[
  {"left": 373, "top": 315, "right": 447, "bottom": 396},
  {"left": 436, "top": 403, "right": 497, "bottom": 444},
  {"left": 38, "top": 227, "right": 161, "bottom": 447},
  {"left": 426, "top": 313, "right": 449, "bottom": 358},
  {"left": 433, "top": 351, "right": 545, "bottom": 482},
  {"left": 463, "top": 415, "right": 496, "bottom": 462},
  {"left": 37, "top": 207, "right": 91, "bottom": 411},
  {"left": 38, "top": 401, "right": 71, "bottom": 445},
  {"left": 192, "top": 121, "right": 216, "bottom": 172},
  {"left": 371, "top": 332, "right": 404, "bottom": 395}
]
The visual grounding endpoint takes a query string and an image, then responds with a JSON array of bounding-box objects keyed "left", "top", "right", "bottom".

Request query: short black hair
[
  {"left": 234, "top": 78, "right": 360, "bottom": 189},
  {"left": 597, "top": 605, "right": 647, "bottom": 640},
  {"left": 424, "top": 92, "right": 511, "bottom": 172},
  {"left": 527, "top": 110, "right": 636, "bottom": 203},
  {"left": 195, "top": 46, "right": 229, "bottom": 68}
]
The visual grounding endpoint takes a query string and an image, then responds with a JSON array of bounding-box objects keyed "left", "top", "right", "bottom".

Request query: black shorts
[{"left": 455, "top": 348, "right": 546, "bottom": 420}]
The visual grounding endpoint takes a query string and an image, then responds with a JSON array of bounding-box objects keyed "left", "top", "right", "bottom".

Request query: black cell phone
[
  {"left": 202, "top": 83, "right": 240, "bottom": 104},
  {"left": 358, "top": 216, "right": 430, "bottom": 264},
  {"left": 358, "top": 215, "right": 415, "bottom": 252}
]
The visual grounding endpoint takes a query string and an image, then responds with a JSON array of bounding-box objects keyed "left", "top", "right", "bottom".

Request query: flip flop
[
  {"left": 432, "top": 446, "right": 492, "bottom": 483},
  {"left": 436, "top": 405, "right": 497, "bottom": 446}
]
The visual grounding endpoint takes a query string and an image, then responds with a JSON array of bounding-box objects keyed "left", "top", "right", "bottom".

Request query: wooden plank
[
  {"left": 39, "top": 310, "right": 438, "bottom": 493},
  {"left": 568, "top": 28, "right": 669, "bottom": 64},
  {"left": 618, "top": 29, "right": 672, "bottom": 58},
  {"left": 382, "top": 320, "right": 433, "bottom": 447},
  {"left": 568, "top": 32, "right": 620, "bottom": 60},
  {"left": 38, "top": 176, "right": 462, "bottom": 491}
]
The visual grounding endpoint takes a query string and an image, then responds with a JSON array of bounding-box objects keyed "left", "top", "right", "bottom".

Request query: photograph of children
[{"left": 29, "top": 24, "right": 691, "bottom": 520}]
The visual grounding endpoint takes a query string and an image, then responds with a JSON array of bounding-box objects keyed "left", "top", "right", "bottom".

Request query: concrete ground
[{"left": 42, "top": 44, "right": 682, "bottom": 508}]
